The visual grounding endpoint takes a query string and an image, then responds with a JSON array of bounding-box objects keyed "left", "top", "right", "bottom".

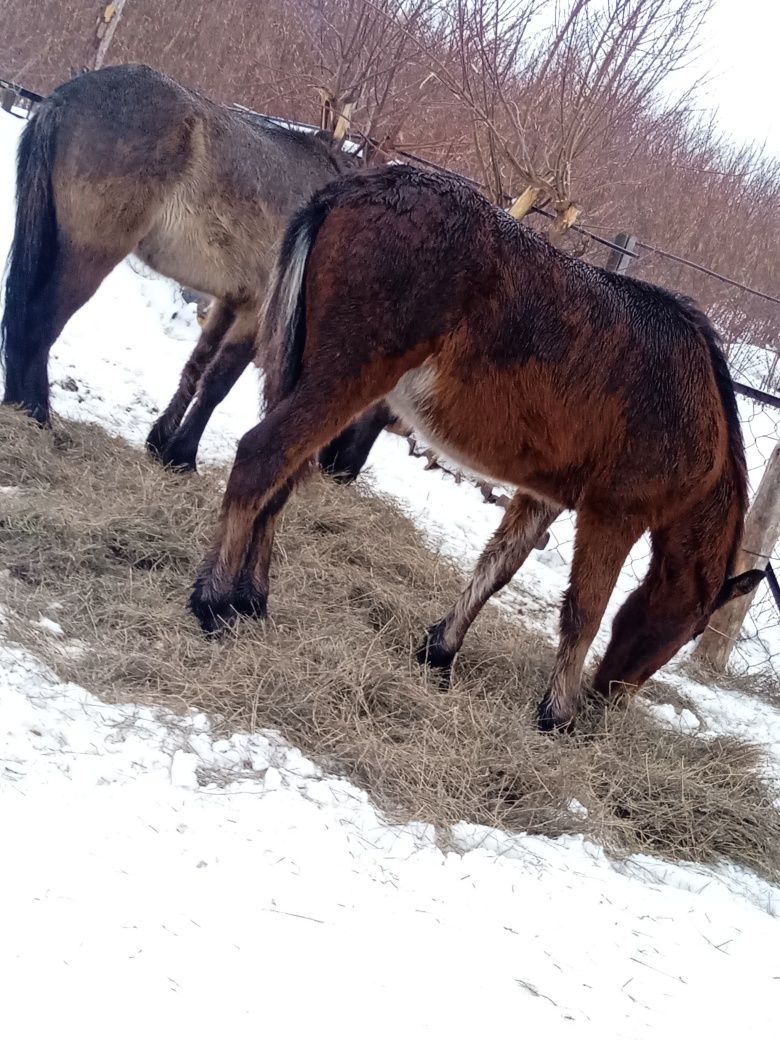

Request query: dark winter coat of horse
[
  {"left": 190, "top": 164, "right": 764, "bottom": 731},
  {"left": 0, "top": 63, "right": 388, "bottom": 477}
]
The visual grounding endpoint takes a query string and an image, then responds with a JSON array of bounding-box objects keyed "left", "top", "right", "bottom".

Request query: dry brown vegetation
[
  {"left": 1, "top": 408, "right": 778, "bottom": 878},
  {"left": 2, "top": 0, "right": 778, "bottom": 360}
]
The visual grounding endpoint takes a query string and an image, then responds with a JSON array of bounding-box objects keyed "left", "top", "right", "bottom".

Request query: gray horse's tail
[{"left": 1, "top": 100, "right": 62, "bottom": 411}]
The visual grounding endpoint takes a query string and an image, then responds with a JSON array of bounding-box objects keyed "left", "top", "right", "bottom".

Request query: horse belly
[
  {"left": 387, "top": 363, "right": 518, "bottom": 487},
  {"left": 134, "top": 238, "right": 226, "bottom": 301},
  {"left": 136, "top": 195, "right": 266, "bottom": 302},
  {"left": 388, "top": 361, "right": 582, "bottom": 508}
]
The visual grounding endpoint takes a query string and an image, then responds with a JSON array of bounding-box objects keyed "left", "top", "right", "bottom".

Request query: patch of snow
[
  {"left": 35, "top": 614, "right": 64, "bottom": 637},
  {"left": 646, "top": 702, "right": 702, "bottom": 735},
  {"left": 1, "top": 634, "right": 779, "bottom": 1038}
]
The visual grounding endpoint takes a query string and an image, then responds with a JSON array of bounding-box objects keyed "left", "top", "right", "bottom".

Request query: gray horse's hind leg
[
  {"left": 146, "top": 299, "right": 234, "bottom": 460},
  {"left": 318, "top": 400, "right": 394, "bottom": 483},
  {"left": 7, "top": 241, "right": 122, "bottom": 424}
]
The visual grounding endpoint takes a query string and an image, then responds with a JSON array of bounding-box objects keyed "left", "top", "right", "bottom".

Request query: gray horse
[{"left": 1, "top": 63, "right": 390, "bottom": 474}]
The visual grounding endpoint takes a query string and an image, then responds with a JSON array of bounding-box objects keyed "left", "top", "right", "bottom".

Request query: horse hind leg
[
  {"left": 537, "top": 510, "right": 640, "bottom": 732},
  {"left": 225, "top": 464, "right": 310, "bottom": 623},
  {"left": 157, "top": 306, "right": 257, "bottom": 472},
  {"left": 211, "top": 401, "right": 401, "bottom": 628},
  {"left": 146, "top": 299, "right": 234, "bottom": 463},
  {"left": 190, "top": 353, "right": 421, "bottom": 634},
  {"left": 5, "top": 239, "right": 124, "bottom": 424},
  {"left": 318, "top": 400, "right": 396, "bottom": 483},
  {"left": 419, "top": 491, "right": 561, "bottom": 672}
]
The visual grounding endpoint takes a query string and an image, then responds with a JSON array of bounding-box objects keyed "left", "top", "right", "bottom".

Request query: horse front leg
[
  {"left": 147, "top": 299, "right": 233, "bottom": 461},
  {"left": 419, "top": 492, "right": 560, "bottom": 671},
  {"left": 537, "top": 511, "right": 639, "bottom": 732},
  {"left": 159, "top": 317, "right": 257, "bottom": 473}
]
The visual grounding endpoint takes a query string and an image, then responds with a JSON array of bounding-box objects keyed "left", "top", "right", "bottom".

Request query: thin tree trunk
[{"left": 94, "top": 1, "right": 129, "bottom": 70}]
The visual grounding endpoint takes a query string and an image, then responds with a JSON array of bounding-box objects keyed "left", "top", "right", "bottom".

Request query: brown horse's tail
[
  {"left": 258, "top": 196, "right": 332, "bottom": 407},
  {"left": 1, "top": 99, "right": 62, "bottom": 407}
]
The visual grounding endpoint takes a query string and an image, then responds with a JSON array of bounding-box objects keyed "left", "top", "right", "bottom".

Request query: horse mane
[
  {"left": 675, "top": 295, "right": 748, "bottom": 573},
  {"left": 231, "top": 107, "right": 357, "bottom": 167},
  {"left": 232, "top": 108, "right": 310, "bottom": 142}
]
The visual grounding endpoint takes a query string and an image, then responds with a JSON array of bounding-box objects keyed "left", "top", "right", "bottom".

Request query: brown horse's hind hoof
[
  {"left": 189, "top": 577, "right": 267, "bottom": 636},
  {"left": 536, "top": 695, "right": 574, "bottom": 734},
  {"left": 189, "top": 584, "right": 235, "bottom": 636},
  {"left": 416, "top": 620, "right": 456, "bottom": 674}
]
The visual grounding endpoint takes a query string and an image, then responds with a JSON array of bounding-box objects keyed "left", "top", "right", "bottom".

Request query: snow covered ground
[{"left": 2, "top": 109, "right": 780, "bottom": 1038}]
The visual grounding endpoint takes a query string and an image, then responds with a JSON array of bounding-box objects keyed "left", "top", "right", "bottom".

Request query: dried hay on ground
[{"left": 1, "top": 408, "right": 778, "bottom": 878}]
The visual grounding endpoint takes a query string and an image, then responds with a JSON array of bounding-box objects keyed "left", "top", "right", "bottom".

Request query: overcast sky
[{"left": 686, "top": 0, "right": 779, "bottom": 155}]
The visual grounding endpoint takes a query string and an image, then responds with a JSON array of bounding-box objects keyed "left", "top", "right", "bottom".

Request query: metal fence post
[{"left": 605, "top": 232, "right": 637, "bottom": 274}]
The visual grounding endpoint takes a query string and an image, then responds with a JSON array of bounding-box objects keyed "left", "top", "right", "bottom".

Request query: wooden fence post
[
  {"left": 695, "top": 441, "right": 780, "bottom": 670},
  {"left": 605, "top": 232, "right": 637, "bottom": 274},
  {"left": 333, "top": 99, "right": 357, "bottom": 141},
  {"left": 548, "top": 204, "right": 581, "bottom": 246},
  {"left": 508, "top": 187, "right": 541, "bottom": 220}
]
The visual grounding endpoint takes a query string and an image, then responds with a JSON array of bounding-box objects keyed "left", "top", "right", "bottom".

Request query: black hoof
[
  {"left": 145, "top": 420, "right": 169, "bottom": 459},
  {"left": 327, "top": 467, "right": 360, "bottom": 486},
  {"left": 146, "top": 420, "right": 198, "bottom": 472},
  {"left": 160, "top": 438, "right": 198, "bottom": 474},
  {"left": 416, "top": 619, "right": 456, "bottom": 672},
  {"left": 3, "top": 397, "right": 50, "bottom": 426},
  {"left": 318, "top": 449, "right": 361, "bottom": 485},
  {"left": 29, "top": 405, "right": 51, "bottom": 426},
  {"left": 231, "top": 581, "right": 268, "bottom": 622},
  {"left": 165, "top": 456, "right": 197, "bottom": 474},
  {"left": 536, "top": 695, "right": 574, "bottom": 734},
  {"left": 189, "top": 582, "right": 235, "bottom": 636},
  {"left": 189, "top": 578, "right": 267, "bottom": 636}
]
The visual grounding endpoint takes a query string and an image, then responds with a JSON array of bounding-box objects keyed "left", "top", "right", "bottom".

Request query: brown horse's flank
[
  {"left": 0, "top": 63, "right": 389, "bottom": 479},
  {"left": 191, "top": 163, "right": 763, "bottom": 730}
]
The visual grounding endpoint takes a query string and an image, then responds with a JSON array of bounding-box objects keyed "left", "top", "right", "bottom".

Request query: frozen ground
[{"left": 2, "top": 109, "right": 780, "bottom": 1037}]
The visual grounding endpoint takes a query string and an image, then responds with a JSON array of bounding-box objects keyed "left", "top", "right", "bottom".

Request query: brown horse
[
  {"left": 190, "top": 164, "right": 764, "bottom": 730},
  {"left": 0, "top": 63, "right": 388, "bottom": 478}
]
